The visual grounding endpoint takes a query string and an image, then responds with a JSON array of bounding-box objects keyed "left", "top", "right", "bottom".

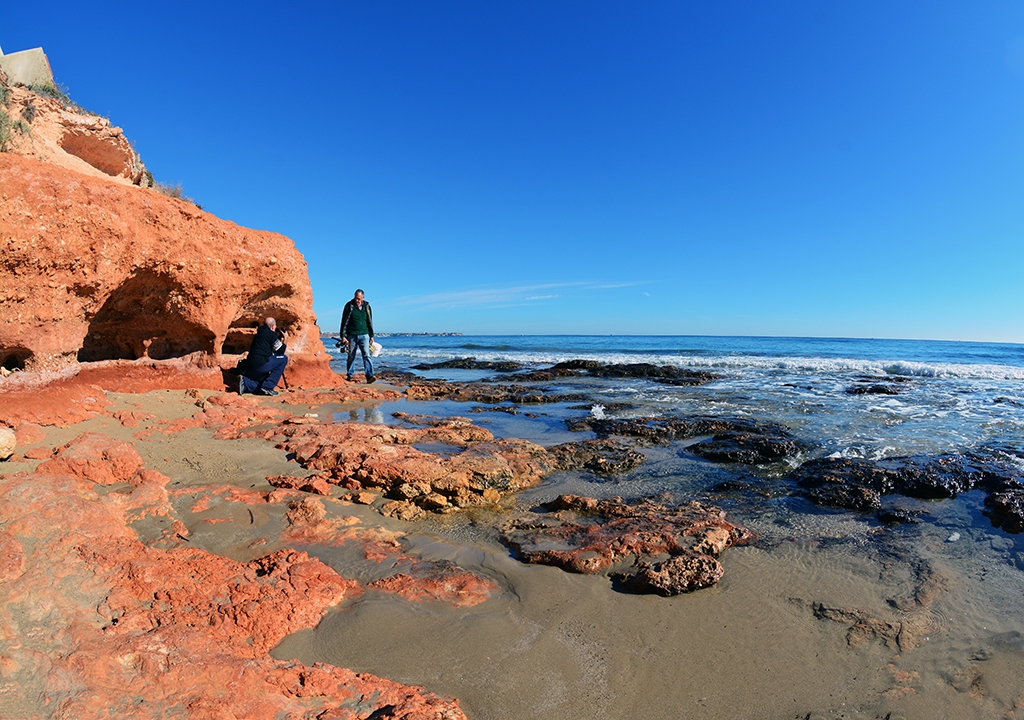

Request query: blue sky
[{"left": 5, "top": 2, "right": 1024, "bottom": 341}]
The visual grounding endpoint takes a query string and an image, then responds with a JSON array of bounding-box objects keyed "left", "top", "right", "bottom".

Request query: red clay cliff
[{"left": 1, "top": 75, "right": 336, "bottom": 391}]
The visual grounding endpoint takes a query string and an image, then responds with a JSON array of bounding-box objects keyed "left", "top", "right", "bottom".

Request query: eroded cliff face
[
  {"left": 0, "top": 153, "right": 335, "bottom": 387},
  {"left": 0, "top": 77, "right": 149, "bottom": 186}
]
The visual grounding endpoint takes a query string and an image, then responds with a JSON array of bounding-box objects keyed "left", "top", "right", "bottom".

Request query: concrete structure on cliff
[{"left": 0, "top": 46, "right": 55, "bottom": 88}]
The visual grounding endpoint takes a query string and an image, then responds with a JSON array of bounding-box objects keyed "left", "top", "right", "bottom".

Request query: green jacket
[{"left": 340, "top": 299, "right": 373, "bottom": 337}]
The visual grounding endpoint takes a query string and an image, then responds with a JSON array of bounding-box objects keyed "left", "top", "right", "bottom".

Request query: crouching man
[{"left": 239, "top": 317, "right": 287, "bottom": 396}]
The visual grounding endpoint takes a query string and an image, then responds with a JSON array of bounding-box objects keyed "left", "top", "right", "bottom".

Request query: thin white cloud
[{"left": 393, "top": 281, "right": 648, "bottom": 310}]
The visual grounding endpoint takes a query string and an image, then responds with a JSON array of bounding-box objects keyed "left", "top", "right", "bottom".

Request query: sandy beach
[{"left": 2, "top": 359, "right": 1022, "bottom": 719}]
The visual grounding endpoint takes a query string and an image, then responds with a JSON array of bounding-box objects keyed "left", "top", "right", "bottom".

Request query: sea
[
  {"left": 329, "top": 334, "right": 1024, "bottom": 460},
  {"left": 298, "top": 335, "right": 1024, "bottom": 719}
]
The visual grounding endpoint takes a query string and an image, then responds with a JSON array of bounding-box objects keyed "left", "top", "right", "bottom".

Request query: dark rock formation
[
  {"left": 687, "top": 429, "right": 805, "bottom": 465},
  {"left": 568, "top": 416, "right": 738, "bottom": 444},
  {"left": 507, "top": 360, "right": 720, "bottom": 386},
  {"left": 985, "top": 490, "right": 1024, "bottom": 533},
  {"left": 846, "top": 384, "right": 901, "bottom": 395},
  {"left": 577, "top": 362, "right": 720, "bottom": 386},
  {"left": 568, "top": 415, "right": 800, "bottom": 454},
  {"left": 406, "top": 379, "right": 585, "bottom": 405},
  {"left": 791, "top": 457, "right": 900, "bottom": 511},
  {"left": 411, "top": 357, "right": 524, "bottom": 372},
  {"left": 552, "top": 360, "right": 602, "bottom": 370},
  {"left": 877, "top": 507, "right": 925, "bottom": 525},
  {"left": 546, "top": 439, "right": 647, "bottom": 475},
  {"left": 791, "top": 450, "right": 1024, "bottom": 520}
]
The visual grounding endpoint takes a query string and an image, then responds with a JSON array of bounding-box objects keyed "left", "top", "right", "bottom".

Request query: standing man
[
  {"left": 238, "top": 317, "right": 288, "bottom": 396},
  {"left": 339, "top": 288, "right": 375, "bottom": 383}
]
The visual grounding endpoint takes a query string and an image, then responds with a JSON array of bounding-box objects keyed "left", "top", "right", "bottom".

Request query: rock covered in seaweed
[
  {"left": 687, "top": 428, "right": 805, "bottom": 465},
  {"left": 788, "top": 448, "right": 1024, "bottom": 537},
  {"left": 405, "top": 379, "right": 585, "bottom": 405},
  {"left": 985, "top": 490, "right": 1024, "bottom": 533},
  {"left": 411, "top": 357, "right": 524, "bottom": 372},
  {"left": 546, "top": 438, "right": 647, "bottom": 475},
  {"left": 501, "top": 360, "right": 720, "bottom": 386}
]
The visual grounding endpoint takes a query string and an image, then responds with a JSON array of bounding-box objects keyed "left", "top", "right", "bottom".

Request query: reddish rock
[
  {"left": 271, "top": 418, "right": 554, "bottom": 516},
  {"left": 0, "top": 529, "right": 25, "bottom": 582},
  {"left": 268, "top": 473, "right": 333, "bottom": 496},
  {"left": 501, "top": 494, "right": 755, "bottom": 593},
  {"left": 613, "top": 550, "right": 725, "bottom": 595},
  {"left": 177, "top": 484, "right": 304, "bottom": 510},
  {"left": 0, "top": 381, "right": 112, "bottom": 427},
  {"left": 280, "top": 498, "right": 407, "bottom": 564},
  {"left": 38, "top": 432, "right": 143, "bottom": 485},
  {"left": 14, "top": 422, "right": 46, "bottom": 445},
  {"left": 112, "top": 409, "right": 156, "bottom": 427},
  {"left": 283, "top": 385, "right": 402, "bottom": 407},
  {"left": 369, "top": 561, "right": 499, "bottom": 607},
  {"left": 0, "top": 80, "right": 149, "bottom": 187},
  {"left": 352, "top": 491, "right": 379, "bottom": 505}
]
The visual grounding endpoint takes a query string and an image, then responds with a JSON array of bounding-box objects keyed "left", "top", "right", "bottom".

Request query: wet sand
[
  {"left": 5, "top": 385, "right": 1023, "bottom": 719},
  {"left": 272, "top": 510, "right": 1024, "bottom": 719}
]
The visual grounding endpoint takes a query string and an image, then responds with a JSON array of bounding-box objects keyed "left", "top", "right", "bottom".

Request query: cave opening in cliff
[
  {"left": 78, "top": 271, "right": 216, "bottom": 362},
  {"left": 222, "top": 286, "right": 299, "bottom": 355},
  {"left": 59, "top": 129, "right": 134, "bottom": 178},
  {"left": 0, "top": 347, "right": 33, "bottom": 372}
]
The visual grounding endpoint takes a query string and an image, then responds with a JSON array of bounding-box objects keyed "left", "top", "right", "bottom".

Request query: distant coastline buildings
[{"left": 321, "top": 332, "right": 463, "bottom": 338}]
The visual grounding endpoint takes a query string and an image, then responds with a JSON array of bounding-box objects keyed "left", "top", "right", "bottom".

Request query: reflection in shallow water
[{"left": 338, "top": 405, "right": 385, "bottom": 424}]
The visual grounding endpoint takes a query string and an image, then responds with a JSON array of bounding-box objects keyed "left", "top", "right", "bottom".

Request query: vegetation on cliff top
[{"left": 1, "top": 73, "right": 200, "bottom": 207}]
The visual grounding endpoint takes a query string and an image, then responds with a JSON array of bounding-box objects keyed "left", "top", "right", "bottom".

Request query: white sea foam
[
  {"left": 870, "top": 446, "right": 898, "bottom": 461},
  {"left": 327, "top": 336, "right": 1024, "bottom": 459},
  {"left": 363, "top": 343, "right": 1024, "bottom": 382}
]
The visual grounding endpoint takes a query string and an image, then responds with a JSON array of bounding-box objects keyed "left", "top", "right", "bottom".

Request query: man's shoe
[
  {"left": 259, "top": 388, "right": 278, "bottom": 397},
  {"left": 238, "top": 375, "right": 246, "bottom": 395},
  {"left": 367, "top": 376, "right": 376, "bottom": 384},
  {"left": 346, "top": 376, "right": 354, "bottom": 382}
]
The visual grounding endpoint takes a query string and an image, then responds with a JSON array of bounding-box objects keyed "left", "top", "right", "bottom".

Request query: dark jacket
[
  {"left": 339, "top": 299, "right": 373, "bottom": 338},
  {"left": 243, "top": 324, "right": 285, "bottom": 371}
]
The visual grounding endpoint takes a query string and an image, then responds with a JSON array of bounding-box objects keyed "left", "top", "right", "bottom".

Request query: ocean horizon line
[{"left": 325, "top": 331, "right": 1024, "bottom": 347}]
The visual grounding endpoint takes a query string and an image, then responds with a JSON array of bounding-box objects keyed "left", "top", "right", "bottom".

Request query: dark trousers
[{"left": 242, "top": 355, "right": 288, "bottom": 392}]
